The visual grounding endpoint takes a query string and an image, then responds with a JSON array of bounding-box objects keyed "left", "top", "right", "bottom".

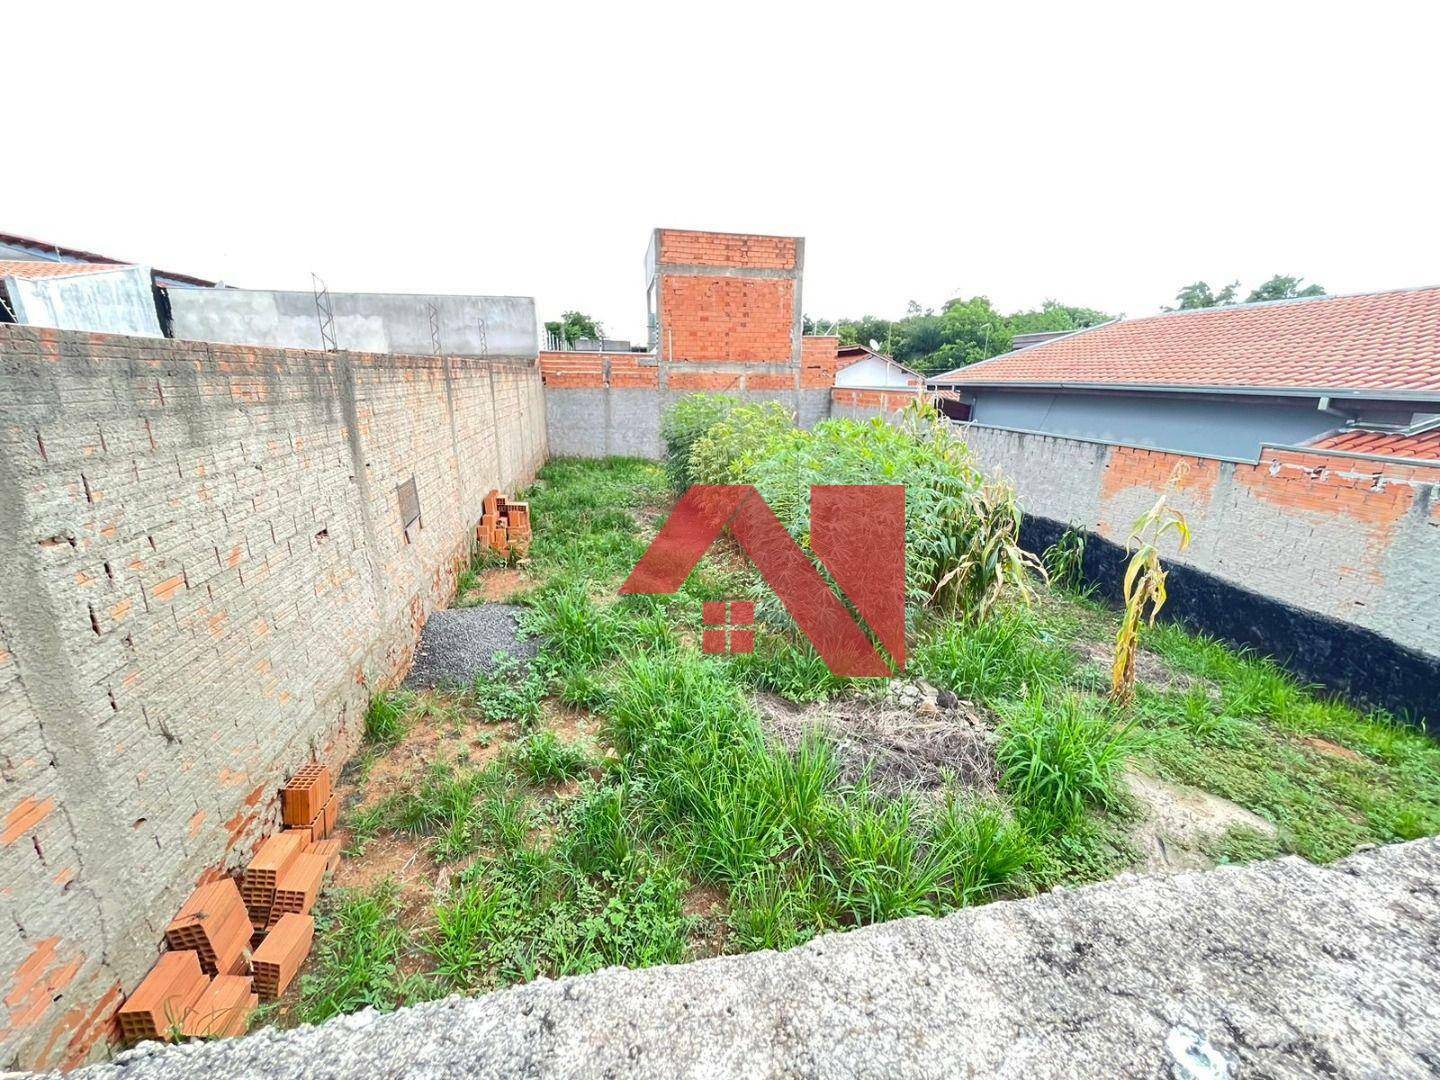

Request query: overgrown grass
[
  {"left": 512, "top": 731, "right": 593, "bottom": 784},
  {"left": 364, "top": 691, "right": 411, "bottom": 749},
  {"left": 305, "top": 453, "right": 1438, "bottom": 1032},
  {"left": 1052, "top": 596, "right": 1440, "bottom": 861},
  {"left": 292, "top": 882, "right": 439, "bottom": 1025},
  {"left": 913, "top": 605, "right": 1074, "bottom": 703},
  {"left": 996, "top": 695, "right": 1136, "bottom": 833}
]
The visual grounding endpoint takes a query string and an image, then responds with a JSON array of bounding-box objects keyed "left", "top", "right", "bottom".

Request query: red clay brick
[
  {"left": 273, "top": 852, "right": 326, "bottom": 917},
  {"left": 116, "top": 951, "right": 208, "bottom": 1044},
  {"left": 181, "top": 974, "right": 256, "bottom": 1039},
  {"left": 163, "top": 879, "right": 251, "bottom": 976},
  {"left": 305, "top": 838, "right": 342, "bottom": 873},
  {"left": 251, "top": 914, "right": 314, "bottom": 1001},
  {"left": 281, "top": 764, "right": 331, "bottom": 827}
]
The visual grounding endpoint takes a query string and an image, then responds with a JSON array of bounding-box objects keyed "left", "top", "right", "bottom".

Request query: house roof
[
  {"left": 0, "top": 232, "right": 216, "bottom": 288},
  {"left": 928, "top": 286, "right": 1440, "bottom": 399},
  {"left": 0, "top": 260, "right": 136, "bottom": 280},
  {"left": 1304, "top": 427, "right": 1440, "bottom": 463}
]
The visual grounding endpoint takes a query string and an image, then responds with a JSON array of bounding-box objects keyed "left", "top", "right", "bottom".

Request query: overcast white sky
[{"left": 7, "top": 2, "right": 1438, "bottom": 343}]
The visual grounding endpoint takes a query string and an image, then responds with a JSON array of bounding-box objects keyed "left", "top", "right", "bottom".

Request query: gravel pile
[{"left": 403, "top": 605, "right": 538, "bottom": 689}]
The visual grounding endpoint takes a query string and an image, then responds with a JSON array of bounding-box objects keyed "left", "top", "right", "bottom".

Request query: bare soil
[{"left": 754, "top": 681, "right": 998, "bottom": 796}]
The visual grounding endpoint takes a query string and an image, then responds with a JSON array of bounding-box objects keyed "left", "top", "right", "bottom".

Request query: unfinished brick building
[{"left": 540, "top": 229, "right": 856, "bottom": 456}]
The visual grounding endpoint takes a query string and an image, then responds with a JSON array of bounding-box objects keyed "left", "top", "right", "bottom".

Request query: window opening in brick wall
[{"left": 398, "top": 476, "right": 422, "bottom": 541}]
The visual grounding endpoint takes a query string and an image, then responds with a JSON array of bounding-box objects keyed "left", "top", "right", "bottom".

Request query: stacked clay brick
[
  {"left": 478, "top": 489, "right": 532, "bottom": 556},
  {"left": 116, "top": 763, "right": 340, "bottom": 1044}
]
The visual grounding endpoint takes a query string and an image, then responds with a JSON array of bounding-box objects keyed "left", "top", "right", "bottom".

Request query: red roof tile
[
  {"left": 932, "top": 287, "right": 1440, "bottom": 396},
  {"left": 0, "top": 260, "right": 132, "bottom": 280},
  {"left": 1305, "top": 428, "right": 1440, "bottom": 462}
]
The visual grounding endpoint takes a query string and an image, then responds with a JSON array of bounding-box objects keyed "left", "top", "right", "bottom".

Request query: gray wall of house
[
  {"left": 167, "top": 289, "right": 538, "bottom": 358},
  {"left": 966, "top": 388, "right": 1405, "bottom": 461}
]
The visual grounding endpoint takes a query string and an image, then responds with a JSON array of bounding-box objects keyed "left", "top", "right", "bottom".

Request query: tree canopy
[
  {"left": 807, "top": 297, "right": 1112, "bottom": 376},
  {"left": 544, "top": 310, "right": 604, "bottom": 348},
  {"left": 1166, "top": 274, "right": 1326, "bottom": 311}
]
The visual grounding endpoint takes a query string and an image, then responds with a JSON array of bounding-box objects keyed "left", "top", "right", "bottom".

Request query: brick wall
[
  {"left": 957, "top": 423, "right": 1440, "bottom": 667},
  {"left": 830, "top": 387, "right": 924, "bottom": 416},
  {"left": 0, "top": 325, "right": 546, "bottom": 1070},
  {"left": 542, "top": 229, "right": 828, "bottom": 459}
]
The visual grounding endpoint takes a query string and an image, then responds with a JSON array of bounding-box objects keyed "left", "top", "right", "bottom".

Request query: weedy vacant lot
[{"left": 260, "top": 404, "right": 1440, "bottom": 1029}]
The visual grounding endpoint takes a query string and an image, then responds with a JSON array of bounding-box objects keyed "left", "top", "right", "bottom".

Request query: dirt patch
[
  {"left": 683, "top": 884, "right": 730, "bottom": 960},
  {"left": 1124, "top": 770, "right": 1279, "bottom": 873},
  {"left": 1298, "top": 736, "right": 1367, "bottom": 763},
  {"left": 1073, "top": 639, "right": 1202, "bottom": 696},
  {"left": 343, "top": 695, "right": 514, "bottom": 814},
  {"left": 479, "top": 568, "right": 527, "bottom": 603},
  {"left": 755, "top": 680, "right": 997, "bottom": 796}
]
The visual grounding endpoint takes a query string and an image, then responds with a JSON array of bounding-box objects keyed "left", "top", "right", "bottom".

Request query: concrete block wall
[
  {"left": 957, "top": 423, "right": 1440, "bottom": 664},
  {"left": 0, "top": 324, "right": 546, "bottom": 1070}
]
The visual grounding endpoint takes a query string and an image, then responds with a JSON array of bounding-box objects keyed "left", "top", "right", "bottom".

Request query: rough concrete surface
[
  {"left": 60, "top": 838, "right": 1440, "bottom": 1079},
  {"left": 403, "top": 605, "right": 537, "bottom": 689}
]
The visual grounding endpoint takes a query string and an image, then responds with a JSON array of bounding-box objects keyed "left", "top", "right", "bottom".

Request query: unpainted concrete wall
[
  {"left": 0, "top": 325, "right": 546, "bottom": 1070},
  {"left": 957, "top": 422, "right": 1440, "bottom": 663},
  {"left": 5, "top": 268, "right": 163, "bottom": 338},
  {"left": 166, "top": 289, "right": 538, "bottom": 359}
]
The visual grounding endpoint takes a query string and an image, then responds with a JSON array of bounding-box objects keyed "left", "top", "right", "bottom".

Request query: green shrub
[
  {"left": 689, "top": 401, "right": 796, "bottom": 485},
  {"left": 660, "top": 394, "right": 736, "bottom": 490}
]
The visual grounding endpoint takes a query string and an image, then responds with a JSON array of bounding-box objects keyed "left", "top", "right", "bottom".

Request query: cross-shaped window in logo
[{"left": 702, "top": 600, "right": 755, "bottom": 655}]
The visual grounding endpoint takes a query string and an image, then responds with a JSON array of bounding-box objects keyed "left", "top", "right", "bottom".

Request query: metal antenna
[
  {"left": 312, "top": 272, "right": 338, "bottom": 351},
  {"left": 427, "top": 301, "right": 443, "bottom": 355},
  {"left": 477, "top": 318, "right": 488, "bottom": 357}
]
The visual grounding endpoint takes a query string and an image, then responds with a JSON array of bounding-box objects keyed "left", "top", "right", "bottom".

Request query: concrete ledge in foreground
[{"left": 56, "top": 839, "right": 1440, "bottom": 1079}]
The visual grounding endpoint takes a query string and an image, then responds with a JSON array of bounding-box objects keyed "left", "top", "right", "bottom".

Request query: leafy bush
[
  {"left": 659, "top": 393, "right": 736, "bottom": 490},
  {"left": 689, "top": 401, "right": 796, "bottom": 486}
]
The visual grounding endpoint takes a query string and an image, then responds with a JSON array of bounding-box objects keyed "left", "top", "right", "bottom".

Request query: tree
[
  {"left": 544, "top": 310, "right": 604, "bottom": 348},
  {"left": 1168, "top": 281, "right": 1240, "bottom": 311},
  {"left": 804, "top": 294, "right": 1116, "bottom": 377},
  {"left": 1010, "top": 299, "right": 1111, "bottom": 335},
  {"left": 1246, "top": 274, "right": 1326, "bottom": 303}
]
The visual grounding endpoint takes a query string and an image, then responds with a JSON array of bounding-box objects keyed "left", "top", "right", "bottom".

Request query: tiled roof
[
  {"left": 1305, "top": 428, "right": 1440, "bottom": 462},
  {"left": 930, "top": 287, "right": 1440, "bottom": 396},
  {"left": 0, "top": 260, "right": 132, "bottom": 280}
]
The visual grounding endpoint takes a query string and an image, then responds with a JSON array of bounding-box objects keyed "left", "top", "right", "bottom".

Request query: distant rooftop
[
  {"left": 0, "top": 231, "right": 217, "bottom": 288},
  {"left": 929, "top": 286, "right": 1440, "bottom": 398}
]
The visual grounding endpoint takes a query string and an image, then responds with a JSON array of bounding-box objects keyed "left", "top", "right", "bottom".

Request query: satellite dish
[{"left": 868, "top": 338, "right": 882, "bottom": 352}]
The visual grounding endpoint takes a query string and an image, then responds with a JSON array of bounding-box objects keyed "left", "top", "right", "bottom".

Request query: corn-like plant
[
  {"left": 1042, "top": 526, "right": 1086, "bottom": 593},
  {"left": 930, "top": 476, "right": 1044, "bottom": 624},
  {"left": 1111, "top": 464, "right": 1193, "bottom": 704}
]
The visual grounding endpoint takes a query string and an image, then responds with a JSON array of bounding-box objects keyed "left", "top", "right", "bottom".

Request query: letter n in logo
[{"left": 620, "top": 485, "right": 905, "bottom": 677}]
